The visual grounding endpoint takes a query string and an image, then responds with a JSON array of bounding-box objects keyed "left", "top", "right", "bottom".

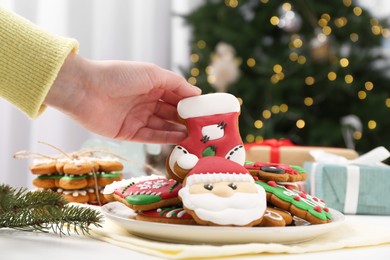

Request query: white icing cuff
[
  {"left": 178, "top": 93, "right": 240, "bottom": 119},
  {"left": 177, "top": 154, "right": 199, "bottom": 170}
]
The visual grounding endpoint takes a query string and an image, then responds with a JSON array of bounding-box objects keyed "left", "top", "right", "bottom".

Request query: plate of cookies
[
  {"left": 102, "top": 201, "right": 345, "bottom": 245},
  {"left": 100, "top": 93, "right": 345, "bottom": 245}
]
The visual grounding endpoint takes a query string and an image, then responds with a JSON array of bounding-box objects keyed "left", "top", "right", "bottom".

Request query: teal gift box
[{"left": 304, "top": 162, "right": 390, "bottom": 215}]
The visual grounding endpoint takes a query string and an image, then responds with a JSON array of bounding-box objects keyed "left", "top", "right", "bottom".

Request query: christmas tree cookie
[{"left": 256, "top": 181, "right": 332, "bottom": 224}]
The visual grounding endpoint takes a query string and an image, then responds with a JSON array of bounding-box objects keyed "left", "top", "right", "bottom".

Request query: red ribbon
[{"left": 245, "top": 138, "right": 295, "bottom": 163}]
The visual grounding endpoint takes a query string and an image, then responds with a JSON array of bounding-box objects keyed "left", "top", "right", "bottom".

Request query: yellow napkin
[{"left": 86, "top": 206, "right": 390, "bottom": 259}]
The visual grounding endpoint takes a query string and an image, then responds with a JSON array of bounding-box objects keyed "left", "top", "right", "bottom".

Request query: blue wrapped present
[{"left": 304, "top": 147, "right": 390, "bottom": 215}]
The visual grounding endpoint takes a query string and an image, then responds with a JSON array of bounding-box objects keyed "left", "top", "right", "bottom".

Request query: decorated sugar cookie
[
  {"left": 245, "top": 162, "right": 307, "bottom": 182},
  {"left": 166, "top": 93, "right": 246, "bottom": 182},
  {"left": 256, "top": 180, "right": 332, "bottom": 224},
  {"left": 179, "top": 157, "right": 267, "bottom": 227},
  {"left": 110, "top": 177, "right": 182, "bottom": 211},
  {"left": 136, "top": 206, "right": 196, "bottom": 225}
]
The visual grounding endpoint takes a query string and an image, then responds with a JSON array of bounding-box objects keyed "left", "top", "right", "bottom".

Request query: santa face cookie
[
  {"left": 179, "top": 157, "right": 267, "bottom": 227},
  {"left": 111, "top": 177, "right": 182, "bottom": 211},
  {"left": 167, "top": 93, "right": 246, "bottom": 182}
]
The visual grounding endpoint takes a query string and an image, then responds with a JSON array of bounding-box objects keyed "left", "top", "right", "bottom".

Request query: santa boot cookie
[{"left": 166, "top": 93, "right": 246, "bottom": 182}]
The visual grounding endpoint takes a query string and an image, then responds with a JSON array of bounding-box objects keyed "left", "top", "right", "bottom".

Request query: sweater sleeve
[{"left": 0, "top": 7, "right": 79, "bottom": 118}]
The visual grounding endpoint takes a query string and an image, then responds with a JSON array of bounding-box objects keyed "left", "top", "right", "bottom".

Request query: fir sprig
[{"left": 0, "top": 184, "right": 103, "bottom": 235}]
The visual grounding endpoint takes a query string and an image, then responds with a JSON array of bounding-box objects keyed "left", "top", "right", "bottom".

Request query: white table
[{"left": 1, "top": 215, "right": 390, "bottom": 260}]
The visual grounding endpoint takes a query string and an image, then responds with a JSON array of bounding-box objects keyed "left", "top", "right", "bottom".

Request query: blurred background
[{"left": 1, "top": 0, "right": 389, "bottom": 188}]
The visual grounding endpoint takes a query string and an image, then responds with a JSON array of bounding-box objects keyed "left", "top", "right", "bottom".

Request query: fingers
[
  {"left": 158, "top": 68, "right": 202, "bottom": 98},
  {"left": 155, "top": 100, "right": 181, "bottom": 123},
  {"left": 131, "top": 127, "right": 188, "bottom": 144}
]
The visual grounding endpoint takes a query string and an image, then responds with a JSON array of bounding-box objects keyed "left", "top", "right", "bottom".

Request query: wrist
[{"left": 44, "top": 52, "right": 91, "bottom": 115}]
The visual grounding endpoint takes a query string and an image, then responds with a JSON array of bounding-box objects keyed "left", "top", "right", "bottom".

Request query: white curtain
[{"left": 0, "top": 0, "right": 202, "bottom": 188}]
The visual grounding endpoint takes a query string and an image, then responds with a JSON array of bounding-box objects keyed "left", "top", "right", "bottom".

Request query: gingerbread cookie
[
  {"left": 166, "top": 93, "right": 246, "bottom": 182},
  {"left": 256, "top": 181, "right": 332, "bottom": 224},
  {"left": 32, "top": 174, "right": 62, "bottom": 189},
  {"left": 136, "top": 206, "right": 197, "bottom": 225},
  {"left": 179, "top": 157, "right": 267, "bottom": 227},
  {"left": 110, "top": 177, "right": 182, "bottom": 211},
  {"left": 57, "top": 189, "right": 89, "bottom": 204},
  {"left": 58, "top": 175, "right": 88, "bottom": 190},
  {"left": 87, "top": 171, "right": 123, "bottom": 187},
  {"left": 29, "top": 159, "right": 57, "bottom": 175},
  {"left": 245, "top": 162, "right": 307, "bottom": 182}
]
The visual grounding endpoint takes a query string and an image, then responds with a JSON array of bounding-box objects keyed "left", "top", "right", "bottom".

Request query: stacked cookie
[{"left": 30, "top": 155, "right": 123, "bottom": 205}]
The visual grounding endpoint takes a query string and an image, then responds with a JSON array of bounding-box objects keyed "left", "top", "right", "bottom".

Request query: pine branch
[{"left": 0, "top": 184, "right": 103, "bottom": 235}]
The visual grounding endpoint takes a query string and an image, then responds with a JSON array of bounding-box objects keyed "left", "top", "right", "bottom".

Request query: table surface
[{"left": 1, "top": 214, "right": 390, "bottom": 260}]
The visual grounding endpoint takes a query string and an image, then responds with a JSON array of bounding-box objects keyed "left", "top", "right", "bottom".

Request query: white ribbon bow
[{"left": 309, "top": 146, "right": 390, "bottom": 214}]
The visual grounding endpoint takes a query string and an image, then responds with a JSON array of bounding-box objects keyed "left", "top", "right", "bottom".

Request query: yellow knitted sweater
[{"left": 0, "top": 7, "right": 79, "bottom": 118}]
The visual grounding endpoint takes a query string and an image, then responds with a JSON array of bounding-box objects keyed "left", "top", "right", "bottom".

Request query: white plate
[{"left": 102, "top": 202, "right": 345, "bottom": 245}]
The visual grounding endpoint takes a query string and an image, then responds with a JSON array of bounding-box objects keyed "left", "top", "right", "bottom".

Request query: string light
[
  {"left": 247, "top": 58, "right": 256, "bottom": 67},
  {"left": 225, "top": 0, "right": 238, "bottom": 8},
  {"left": 340, "top": 58, "right": 349, "bottom": 67},
  {"left": 191, "top": 68, "right": 200, "bottom": 77},
  {"left": 188, "top": 77, "right": 197, "bottom": 85},
  {"left": 237, "top": 97, "right": 243, "bottom": 105},
  {"left": 358, "top": 90, "right": 367, "bottom": 100},
  {"left": 343, "top": 0, "right": 352, "bottom": 7},
  {"left": 345, "top": 74, "right": 353, "bottom": 84},
  {"left": 350, "top": 33, "right": 359, "bottom": 42},
  {"left": 365, "top": 81, "right": 374, "bottom": 91},
  {"left": 282, "top": 2, "right": 292, "bottom": 11},
  {"left": 262, "top": 110, "right": 271, "bottom": 119},
  {"left": 270, "top": 16, "right": 279, "bottom": 26},
  {"left": 297, "top": 55, "right": 306, "bottom": 64},
  {"left": 255, "top": 136, "right": 264, "bottom": 143},
  {"left": 280, "top": 104, "right": 288, "bottom": 112},
  {"left": 353, "top": 7, "right": 363, "bottom": 16},
  {"left": 322, "top": 26, "right": 332, "bottom": 35},
  {"left": 289, "top": 52, "right": 298, "bottom": 61},
  {"left": 354, "top": 131, "right": 362, "bottom": 140},
  {"left": 328, "top": 71, "right": 337, "bottom": 81},
  {"left": 304, "top": 97, "right": 314, "bottom": 106},
  {"left": 321, "top": 13, "right": 331, "bottom": 22},
  {"left": 335, "top": 17, "right": 348, "bottom": 28},
  {"left": 207, "top": 75, "right": 216, "bottom": 84},
  {"left": 305, "top": 76, "right": 315, "bottom": 85},
  {"left": 273, "top": 64, "right": 283, "bottom": 73},
  {"left": 271, "top": 105, "right": 280, "bottom": 113},
  {"left": 296, "top": 119, "right": 305, "bottom": 128},
  {"left": 254, "top": 120, "right": 264, "bottom": 129},
  {"left": 246, "top": 134, "right": 255, "bottom": 143},
  {"left": 260, "top": 0, "right": 269, "bottom": 4},
  {"left": 372, "top": 25, "right": 382, "bottom": 35},
  {"left": 368, "top": 120, "right": 377, "bottom": 130},
  {"left": 382, "top": 28, "right": 390, "bottom": 38},
  {"left": 197, "top": 40, "right": 206, "bottom": 49},
  {"left": 318, "top": 18, "right": 328, "bottom": 27},
  {"left": 386, "top": 98, "right": 390, "bottom": 108},
  {"left": 205, "top": 66, "right": 212, "bottom": 74},
  {"left": 191, "top": 54, "right": 199, "bottom": 63}
]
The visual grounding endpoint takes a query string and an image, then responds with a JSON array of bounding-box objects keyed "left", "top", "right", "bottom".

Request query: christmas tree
[{"left": 183, "top": 0, "right": 390, "bottom": 153}]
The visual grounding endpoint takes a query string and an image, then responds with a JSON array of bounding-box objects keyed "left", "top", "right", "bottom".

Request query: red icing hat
[{"left": 184, "top": 157, "right": 254, "bottom": 186}]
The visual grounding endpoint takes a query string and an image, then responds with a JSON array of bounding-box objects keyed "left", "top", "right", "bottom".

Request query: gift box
[
  {"left": 245, "top": 139, "right": 358, "bottom": 166},
  {"left": 304, "top": 147, "right": 390, "bottom": 215}
]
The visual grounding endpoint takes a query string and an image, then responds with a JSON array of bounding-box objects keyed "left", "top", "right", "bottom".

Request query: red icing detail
[
  {"left": 313, "top": 197, "right": 319, "bottom": 202},
  {"left": 299, "top": 192, "right": 307, "bottom": 199},
  {"left": 314, "top": 206, "right": 322, "bottom": 212},
  {"left": 321, "top": 199, "right": 326, "bottom": 203},
  {"left": 253, "top": 176, "right": 259, "bottom": 181},
  {"left": 293, "top": 195, "right": 301, "bottom": 201},
  {"left": 114, "top": 178, "right": 182, "bottom": 200},
  {"left": 286, "top": 185, "right": 294, "bottom": 190},
  {"left": 267, "top": 181, "right": 277, "bottom": 187},
  {"left": 324, "top": 207, "right": 329, "bottom": 212},
  {"left": 180, "top": 112, "right": 243, "bottom": 160}
]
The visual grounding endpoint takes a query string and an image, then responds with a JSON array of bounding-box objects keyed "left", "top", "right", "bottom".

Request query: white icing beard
[{"left": 179, "top": 185, "right": 266, "bottom": 226}]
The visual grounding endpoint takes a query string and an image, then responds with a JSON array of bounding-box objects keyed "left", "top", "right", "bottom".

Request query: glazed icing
[
  {"left": 114, "top": 178, "right": 182, "bottom": 205},
  {"left": 103, "top": 175, "right": 162, "bottom": 194},
  {"left": 139, "top": 206, "right": 192, "bottom": 219},
  {"left": 256, "top": 181, "right": 332, "bottom": 221}
]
